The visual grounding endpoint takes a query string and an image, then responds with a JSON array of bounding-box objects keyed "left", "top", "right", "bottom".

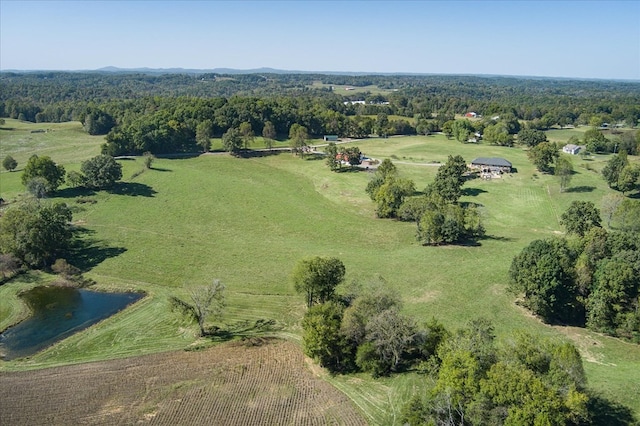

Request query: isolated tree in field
[
  {"left": 560, "top": 201, "right": 601, "bottom": 237},
  {"left": 518, "top": 128, "right": 548, "bottom": 147},
  {"left": 528, "top": 141, "right": 559, "bottom": 173},
  {"left": 3, "top": 155, "right": 17, "bottom": 172},
  {"left": 196, "top": 120, "right": 213, "bottom": 152},
  {"left": 291, "top": 256, "right": 346, "bottom": 308},
  {"left": 239, "top": 121, "right": 255, "bottom": 149},
  {"left": 289, "top": 123, "right": 309, "bottom": 156},
  {"left": 222, "top": 127, "right": 243, "bottom": 155},
  {"left": 324, "top": 142, "right": 339, "bottom": 171},
  {"left": 142, "top": 151, "right": 155, "bottom": 170},
  {"left": 555, "top": 155, "right": 574, "bottom": 192},
  {"left": 171, "top": 280, "right": 225, "bottom": 337},
  {"left": 302, "top": 302, "right": 353, "bottom": 373},
  {"left": 81, "top": 154, "right": 123, "bottom": 189},
  {"left": 21, "top": 155, "right": 65, "bottom": 193},
  {"left": 0, "top": 200, "right": 73, "bottom": 268},
  {"left": 602, "top": 151, "right": 628, "bottom": 189},
  {"left": 262, "top": 120, "right": 276, "bottom": 149}
]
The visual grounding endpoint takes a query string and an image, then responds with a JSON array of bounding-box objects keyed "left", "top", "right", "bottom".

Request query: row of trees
[
  {"left": 292, "top": 257, "right": 597, "bottom": 424},
  {"left": 509, "top": 201, "right": 640, "bottom": 341},
  {"left": 19, "top": 154, "right": 123, "bottom": 198}
]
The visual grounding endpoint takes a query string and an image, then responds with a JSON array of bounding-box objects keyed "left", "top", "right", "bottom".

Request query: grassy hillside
[{"left": 1, "top": 119, "right": 639, "bottom": 422}]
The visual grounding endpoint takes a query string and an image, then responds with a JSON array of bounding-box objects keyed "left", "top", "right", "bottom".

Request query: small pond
[{"left": 0, "top": 286, "right": 143, "bottom": 361}]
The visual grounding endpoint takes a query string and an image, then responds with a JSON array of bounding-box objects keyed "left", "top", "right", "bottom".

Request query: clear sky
[{"left": 1, "top": 0, "right": 639, "bottom": 80}]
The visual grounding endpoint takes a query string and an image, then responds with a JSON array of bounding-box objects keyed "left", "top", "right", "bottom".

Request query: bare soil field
[{"left": 0, "top": 338, "right": 366, "bottom": 425}]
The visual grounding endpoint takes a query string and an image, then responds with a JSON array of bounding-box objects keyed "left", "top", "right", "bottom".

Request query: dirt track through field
[{"left": 0, "top": 338, "right": 367, "bottom": 425}]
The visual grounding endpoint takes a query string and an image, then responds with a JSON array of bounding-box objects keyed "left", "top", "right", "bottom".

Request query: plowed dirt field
[{"left": 0, "top": 338, "right": 367, "bottom": 425}]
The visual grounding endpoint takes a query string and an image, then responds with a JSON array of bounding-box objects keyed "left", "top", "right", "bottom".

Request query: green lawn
[{"left": 1, "top": 119, "right": 639, "bottom": 421}]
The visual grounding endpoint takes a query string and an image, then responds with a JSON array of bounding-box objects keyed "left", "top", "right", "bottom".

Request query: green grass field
[{"left": 1, "top": 119, "right": 639, "bottom": 422}]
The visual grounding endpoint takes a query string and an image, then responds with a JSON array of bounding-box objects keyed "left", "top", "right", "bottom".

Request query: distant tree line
[{"left": 2, "top": 72, "right": 639, "bottom": 157}]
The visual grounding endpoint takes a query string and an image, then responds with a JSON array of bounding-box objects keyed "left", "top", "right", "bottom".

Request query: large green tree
[
  {"left": 527, "top": 141, "right": 559, "bottom": 173},
  {"left": 0, "top": 200, "right": 73, "bottom": 267},
  {"left": 221, "top": 127, "right": 243, "bottom": 155},
  {"left": 21, "top": 155, "right": 66, "bottom": 193},
  {"left": 425, "top": 154, "right": 467, "bottom": 203},
  {"left": 508, "top": 238, "right": 578, "bottom": 323},
  {"left": 291, "top": 256, "right": 346, "bottom": 308},
  {"left": 560, "top": 201, "right": 601, "bottom": 237},
  {"left": 80, "top": 154, "right": 123, "bottom": 189},
  {"left": 195, "top": 120, "right": 213, "bottom": 152},
  {"left": 555, "top": 155, "right": 574, "bottom": 192},
  {"left": 302, "top": 302, "right": 353, "bottom": 373},
  {"left": 262, "top": 120, "right": 276, "bottom": 149},
  {"left": 2, "top": 155, "right": 17, "bottom": 172},
  {"left": 602, "top": 151, "right": 628, "bottom": 189},
  {"left": 518, "top": 128, "right": 548, "bottom": 147},
  {"left": 289, "top": 123, "right": 309, "bottom": 156}
]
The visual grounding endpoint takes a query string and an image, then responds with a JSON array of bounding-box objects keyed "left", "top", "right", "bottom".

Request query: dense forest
[{"left": 1, "top": 71, "right": 639, "bottom": 156}]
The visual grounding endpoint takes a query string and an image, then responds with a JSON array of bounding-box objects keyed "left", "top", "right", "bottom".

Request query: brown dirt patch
[{"left": 0, "top": 338, "right": 366, "bottom": 425}]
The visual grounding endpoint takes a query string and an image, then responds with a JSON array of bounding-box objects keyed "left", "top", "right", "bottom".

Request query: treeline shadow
[
  {"left": 462, "top": 187, "right": 488, "bottom": 197},
  {"left": 52, "top": 187, "right": 96, "bottom": 198},
  {"left": 206, "top": 319, "right": 280, "bottom": 341},
  {"left": 68, "top": 228, "right": 127, "bottom": 272},
  {"left": 565, "top": 186, "right": 596, "bottom": 193},
  {"left": 107, "top": 182, "right": 157, "bottom": 197},
  {"left": 236, "top": 149, "right": 284, "bottom": 158},
  {"left": 588, "top": 394, "right": 636, "bottom": 426}
]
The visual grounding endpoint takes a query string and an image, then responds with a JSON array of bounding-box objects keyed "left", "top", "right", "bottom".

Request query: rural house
[{"left": 470, "top": 157, "right": 512, "bottom": 174}]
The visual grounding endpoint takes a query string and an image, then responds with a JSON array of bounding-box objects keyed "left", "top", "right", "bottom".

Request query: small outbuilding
[
  {"left": 470, "top": 157, "right": 512, "bottom": 173},
  {"left": 562, "top": 144, "right": 582, "bottom": 155}
]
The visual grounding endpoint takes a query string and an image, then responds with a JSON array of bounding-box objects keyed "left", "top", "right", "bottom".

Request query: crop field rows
[{"left": 0, "top": 338, "right": 366, "bottom": 425}]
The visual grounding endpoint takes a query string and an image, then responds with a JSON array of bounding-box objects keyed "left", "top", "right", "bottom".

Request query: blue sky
[{"left": 1, "top": 1, "right": 639, "bottom": 79}]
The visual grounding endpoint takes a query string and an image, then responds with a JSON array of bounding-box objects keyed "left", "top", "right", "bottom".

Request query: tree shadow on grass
[
  {"left": 68, "top": 228, "right": 127, "bottom": 272},
  {"left": 462, "top": 187, "right": 488, "bottom": 197},
  {"left": 565, "top": 186, "right": 596, "bottom": 193},
  {"left": 206, "top": 319, "right": 281, "bottom": 341},
  {"left": 52, "top": 187, "right": 96, "bottom": 199},
  {"left": 587, "top": 394, "right": 636, "bottom": 426},
  {"left": 237, "top": 149, "right": 285, "bottom": 158},
  {"left": 107, "top": 181, "right": 157, "bottom": 197}
]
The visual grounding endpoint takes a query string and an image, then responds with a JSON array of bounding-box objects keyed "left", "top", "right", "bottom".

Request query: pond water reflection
[{"left": 0, "top": 286, "right": 143, "bottom": 360}]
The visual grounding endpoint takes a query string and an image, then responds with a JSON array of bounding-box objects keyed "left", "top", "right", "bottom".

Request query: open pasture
[{"left": 1, "top": 119, "right": 639, "bottom": 422}]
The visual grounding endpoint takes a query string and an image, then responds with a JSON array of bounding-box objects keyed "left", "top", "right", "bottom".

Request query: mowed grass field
[{"left": 1, "top": 119, "right": 639, "bottom": 423}]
